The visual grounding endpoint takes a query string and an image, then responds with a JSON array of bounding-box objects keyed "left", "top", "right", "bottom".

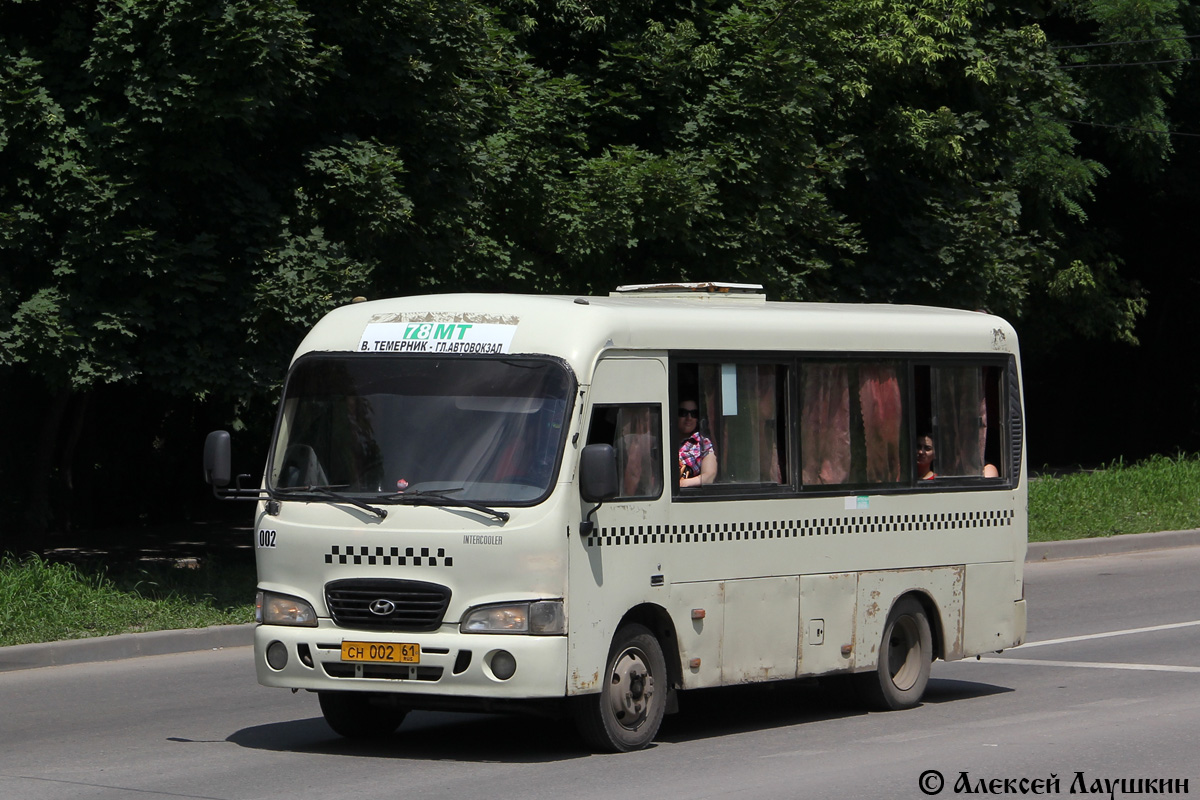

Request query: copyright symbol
[{"left": 919, "top": 770, "right": 944, "bottom": 795}]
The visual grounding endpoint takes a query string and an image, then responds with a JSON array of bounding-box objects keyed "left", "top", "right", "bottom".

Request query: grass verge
[
  {"left": 0, "top": 554, "right": 255, "bottom": 648},
  {"left": 1029, "top": 453, "right": 1200, "bottom": 542}
]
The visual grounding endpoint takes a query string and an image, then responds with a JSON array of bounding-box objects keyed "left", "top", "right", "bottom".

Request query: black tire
[
  {"left": 318, "top": 691, "right": 408, "bottom": 738},
  {"left": 573, "top": 624, "right": 668, "bottom": 752},
  {"left": 855, "top": 596, "right": 933, "bottom": 711}
]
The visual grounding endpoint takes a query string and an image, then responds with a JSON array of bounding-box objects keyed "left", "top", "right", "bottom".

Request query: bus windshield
[{"left": 268, "top": 355, "right": 574, "bottom": 505}]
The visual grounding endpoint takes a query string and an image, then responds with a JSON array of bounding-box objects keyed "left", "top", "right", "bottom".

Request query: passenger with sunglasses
[{"left": 677, "top": 400, "right": 717, "bottom": 487}]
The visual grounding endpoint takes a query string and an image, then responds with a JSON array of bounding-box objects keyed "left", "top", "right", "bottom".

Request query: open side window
[
  {"left": 673, "top": 361, "right": 789, "bottom": 493},
  {"left": 913, "top": 363, "right": 1007, "bottom": 482}
]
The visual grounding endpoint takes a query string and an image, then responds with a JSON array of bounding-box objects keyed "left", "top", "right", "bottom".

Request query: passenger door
[{"left": 566, "top": 356, "right": 670, "bottom": 695}]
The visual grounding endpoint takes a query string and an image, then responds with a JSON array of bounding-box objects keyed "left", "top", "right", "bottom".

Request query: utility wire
[
  {"left": 1055, "top": 118, "right": 1200, "bottom": 139},
  {"left": 1051, "top": 33, "right": 1200, "bottom": 50},
  {"left": 1058, "top": 57, "right": 1200, "bottom": 69}
]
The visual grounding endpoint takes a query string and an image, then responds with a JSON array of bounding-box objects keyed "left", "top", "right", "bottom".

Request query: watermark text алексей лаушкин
[{"left": 918, "top": 770, "right": 1190, "bottom": 798}]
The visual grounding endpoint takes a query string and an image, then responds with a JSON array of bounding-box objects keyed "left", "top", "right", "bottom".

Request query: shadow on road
[
  {"left": 657, "top": 679, "right": 860, "bottom": 743},
  {"left": 656, "top": 675, "right": 1010, "bottom": 743},
  {"left": 922, "top": 676, "right": 1015, "bottom": 704},
  {"left": 227, "top": 711, "right": 591, "bottom": 763},
  {"left": 226, "top": 675, "right": 1013, "bottom": 761}
]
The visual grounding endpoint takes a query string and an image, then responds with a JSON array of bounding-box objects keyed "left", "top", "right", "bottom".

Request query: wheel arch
[
  {"left": 893, "top": 589, "right": 945, "bottom": 661},
  {"left": 618, "top": 603, "right": 683, "bottom": 696}
]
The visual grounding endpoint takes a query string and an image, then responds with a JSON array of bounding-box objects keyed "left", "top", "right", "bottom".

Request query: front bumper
[{"left": 254, "top": 621, "right": 568, "bottom": 700}]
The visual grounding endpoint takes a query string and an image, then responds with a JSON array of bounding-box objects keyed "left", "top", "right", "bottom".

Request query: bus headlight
[
  {"left": 460, "top": 600, "right": 565, "bottom": 635},
  {"left": 256, "top": 590, "right": 318, "bottom": 627}
]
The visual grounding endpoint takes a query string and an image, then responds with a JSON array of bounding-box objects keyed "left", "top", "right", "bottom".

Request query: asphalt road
[{"left": 2, "top": 545, "right": 1198, "bottom": 800}]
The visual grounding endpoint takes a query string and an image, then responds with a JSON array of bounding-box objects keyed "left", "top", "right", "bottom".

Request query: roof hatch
[{"left": 611, "top": 282, "right": 766, "bottom": 301}]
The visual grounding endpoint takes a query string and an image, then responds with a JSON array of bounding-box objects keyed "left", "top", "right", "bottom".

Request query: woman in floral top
[{"left": 677, "top": 400, "right": 717, "bottom": 487}]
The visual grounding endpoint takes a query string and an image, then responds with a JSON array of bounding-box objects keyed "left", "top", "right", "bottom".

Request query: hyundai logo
[{"left": 368, "top": 599, "right": 396, "bottom": 616}]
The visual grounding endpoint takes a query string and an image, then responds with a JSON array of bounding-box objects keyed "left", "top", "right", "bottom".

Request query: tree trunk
[
  {"left": 57, "top": 391, "right": 90, "bottom": 534},
  {"left": 11, "top": 388, "right": 73, "bottom": 555}
]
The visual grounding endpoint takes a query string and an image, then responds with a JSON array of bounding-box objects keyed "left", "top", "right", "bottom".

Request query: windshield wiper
[
  {"left": 385, "top": 489, "right": 510, "bottom": 524},
  {"left": 274, "top": 485, "right": 387, "bottom": 520}
]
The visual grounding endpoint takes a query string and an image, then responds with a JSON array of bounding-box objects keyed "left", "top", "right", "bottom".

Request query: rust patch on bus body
[
  {"left": 865, "top": 589, "right": 882, "bottom": 620},
  {"left": 948, "top": 565, "right": 966, "bottom": 658},
  {"left": 572, "top": 669, "right": 600, "bottom": 692}
]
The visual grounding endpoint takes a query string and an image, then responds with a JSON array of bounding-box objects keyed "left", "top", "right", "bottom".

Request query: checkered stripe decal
[
  {"left": 325, "top": 545, "right": 453, "bottom": 567},
  {"left": 585, "top": 509, "right": 1016, "bottom": 548}
]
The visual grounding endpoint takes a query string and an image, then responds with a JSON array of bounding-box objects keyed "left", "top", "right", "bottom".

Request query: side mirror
[
  {"left": 579, "top": 444, "right": 619, "bottom": 503},
  {"left": 203, "top": 430, "right": 232, "bottom": 487}
]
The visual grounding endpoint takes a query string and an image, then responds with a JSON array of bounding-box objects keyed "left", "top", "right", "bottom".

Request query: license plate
[{"left": 340, "top": 641, "right": 420, "bottom": 664}]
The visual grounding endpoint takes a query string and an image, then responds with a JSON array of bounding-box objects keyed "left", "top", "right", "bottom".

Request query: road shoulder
[
  {"left": 0, "top": 623, "right": 252, "bottom": 673},
  {"left": 1026, "top": 528, "right": 1200, "bottom": 562}
]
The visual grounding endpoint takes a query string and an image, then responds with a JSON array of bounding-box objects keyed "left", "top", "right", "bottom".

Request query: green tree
[
  {"left": 1024, "top": 0, "right": 1191, "bottom": 344},
  {"left": 3, "top": 0, "right": 1195, "bottom": 547},
  {"left": 476, "top": 0, "right": 1153, "bottom": 338},
  {"left": 0, "top": 0, "right": 508, "bottom": 545}
]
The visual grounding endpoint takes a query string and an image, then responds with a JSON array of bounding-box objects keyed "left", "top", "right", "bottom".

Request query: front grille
[
  {"left": 323, "top": 663, "right": 445, "bottom": 681},
  {"left": 325, "top": 578, "right": 451, "bottom": 632}
]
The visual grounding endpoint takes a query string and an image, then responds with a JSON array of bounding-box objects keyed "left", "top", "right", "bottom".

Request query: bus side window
[
  {"left": 685, "top": 362, "right": 788, "bottom": 486},
  {"left": 800, "top": 361, "right": 906, "bottom": 486},
  {"left": 586, "top": 405, "right": 663, "bottom": 500},
  {"left": 917, "top": 364, "right": 1005, "bottom": 480}
]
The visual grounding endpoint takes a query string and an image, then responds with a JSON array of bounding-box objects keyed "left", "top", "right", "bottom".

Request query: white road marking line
[
  {"left": 978, "top": 657, "right": 1200, "bottom": 673},
  {"left": 1017, "top": 619, "right": 1200, "bottom": 649}
]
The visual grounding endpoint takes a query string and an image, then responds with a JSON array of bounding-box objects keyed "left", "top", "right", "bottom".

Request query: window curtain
[
  {"left": 801, "top": 363, "right": 850, "bottom": 485},
  {"left": 859, "top": 364, "right": 903, "bottom": 483},
  {"left": 616, "top": 406, "right": 661, "bottom": 497},
  {"left": 933, "top": 367, "right": 985, "bottom": 476},
  {"left": 697, "top": 363, "right": 783, "bottom": 484}
]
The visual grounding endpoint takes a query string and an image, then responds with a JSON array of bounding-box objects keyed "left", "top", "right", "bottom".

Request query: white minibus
[{"left": 204, "top": 283, "right": 1027, "bottom": 752}]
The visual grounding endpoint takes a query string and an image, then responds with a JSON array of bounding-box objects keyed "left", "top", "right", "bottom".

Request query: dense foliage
[{"left": 2, "top": 0, "right": 1197, "bottom": 547}]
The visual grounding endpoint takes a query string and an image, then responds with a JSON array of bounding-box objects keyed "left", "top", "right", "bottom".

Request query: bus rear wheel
[
  {"left": 856, "top": 597, "right": 933, "bottom": 711},
  {"left": 573, "top": 624, "right": 668, "bottom": 752},
  {"left": 318, "top": 691, "right": 408, "bottom": 738}
]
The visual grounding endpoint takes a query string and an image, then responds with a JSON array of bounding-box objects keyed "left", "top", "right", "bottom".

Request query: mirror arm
[
  {"left": 211, "top": 474, "right": 269, "bottom": 502},
  {"left": 579, "top": 500, "right": 604, "bottom": 536}
]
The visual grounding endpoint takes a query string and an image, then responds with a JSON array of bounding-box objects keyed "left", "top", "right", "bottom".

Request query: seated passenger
[
  {"left": 916, "top": 434, "right": 937, "bottom": 480},
  {"left": 677, "top": 400, "right": 716, "bottom": 487}
]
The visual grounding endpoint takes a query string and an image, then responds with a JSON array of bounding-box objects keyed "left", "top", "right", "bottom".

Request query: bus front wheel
[
  {"left": 318, "top": 691, "right": 408, "bottom": 738},
  {"left": 573, "top": 624, "right": 668, "bottom": 752},
  {"left": 856, "top": 597, "right": 933, "bottom": 711}
]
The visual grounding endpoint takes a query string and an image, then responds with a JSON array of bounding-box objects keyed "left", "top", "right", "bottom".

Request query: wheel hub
[
  {"left": 608, "top": 648, "right": 656, "bottom": 730},
  {"left": 888, "top": 616, "right": 921, "bottom": 691}
]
